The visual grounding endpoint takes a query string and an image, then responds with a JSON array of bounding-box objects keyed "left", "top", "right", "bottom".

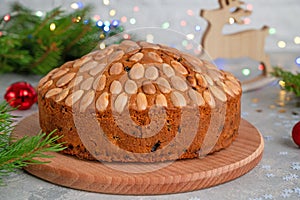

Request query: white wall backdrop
[{"left": 1, "top": 0, "right": 300, "bottom": 53}]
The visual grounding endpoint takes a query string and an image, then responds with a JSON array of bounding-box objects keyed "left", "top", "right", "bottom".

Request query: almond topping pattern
[
  {"left": 170, "top": 76, "right": 188, "bottom": 92},
  {"left": 136, "top": 92, "right": 147, "bottom": 111},
  {"left": 114, "top": 92, "right": 128, "bottom": 113},
  {"left": 195, "top": 73, "right": 208, "bottom": 88},
  {"left": 156, "top": 77, "right": 171, "bottom": 94},
  {"left": 80, "top": 77, "right": 94, "bottom": 90},
  {"left": 108, "top": 50, "right": 124, "bottom": 63},
  {"left": 93, "top": 75, "right": 106, "bottom": 91},
  {"left": 209, "top": 85, "right": 227, "bottom": 102},
  {"left": 145, "top": 66, "right": 159, "bottom": 80},
  {"left": 129, "top": 52, "right": 144, "bottom": 62},
  {"left": 203, "top": 90, "right": 215, "bottom": 108},
  {"left": 73, "top": 56, "right": 92, "bottom": 68},
  {"left": 109, "top": 62, "right": 123, "bottom": 75},
  {"left": 89, "top": 63, "right": 106, "bottom": 76},
  {"left": 142, "top": 81, "right": 156, "bottom": 94},
  {"left": 56, "top": 72, "right": 76, "bottom": 87},
  {"left": 162, "top": 63, "right": 175, "bottom": 78},
  {"left": 110, "top": 80, "right": 122, "bottom": 94},
  {"left": 45, "top": 88, "right": 62, "bottom": 98},
  {"left": 188, "top": 89, "right": 205, "bottom": 106},
  {"left": 171, "top": 60, "right": 188, "bottom": 75},
  {"left": 96, "top": 92, "right": 109, "bottom": 112},
  {"left": 65, "top": 90, "right": 84, "bottom": 107},
  {"left": 155, "top": 94, "right": 168, "bottom": 107},
  {"left": 124, "top": 80, "right": 138, "bottom": 94},
  {"left": 80, "top": 90, "right": 95, "bottom": 112},
  {"left": 129, "top": 63, "right": 144, "bottom": 80},
  {"left": 147, "top": 52, "right": 163, "bottom": 63},
  {"left": 42, "top": 80, "right": 53, "bottom": 89},
  {"left": 52, "top": 68, "right": 69, "bottom": 79},
  {"left": 171, "top": 91, "right": 186, "bottom": 107},
  {"left": 55, "top": 89, "right": 69, "bottom": 102},
  {"left": 79, "top": 61, "right": 98, "bottom": 73}
]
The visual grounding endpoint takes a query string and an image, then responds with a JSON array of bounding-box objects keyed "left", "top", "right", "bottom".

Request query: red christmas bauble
[
  {"left": 292, "top": 121, "right": 300, "bottom": 147},
  {"left": 4, "top": 82, "right": 37, "bottom": 110}
]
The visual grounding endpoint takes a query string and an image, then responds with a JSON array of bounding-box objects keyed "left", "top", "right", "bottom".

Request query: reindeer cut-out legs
[{"left": 260, "top": 54, "right": 272, "bottom": 76}]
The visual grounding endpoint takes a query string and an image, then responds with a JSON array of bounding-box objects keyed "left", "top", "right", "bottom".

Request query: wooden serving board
[{"left": 13, "top": 113, "right": 263, "bottom": 195}]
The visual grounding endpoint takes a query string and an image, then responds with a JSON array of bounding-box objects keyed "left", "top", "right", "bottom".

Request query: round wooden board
[{"left": 13, "top": 113, "right": 264, "bottom": 195}]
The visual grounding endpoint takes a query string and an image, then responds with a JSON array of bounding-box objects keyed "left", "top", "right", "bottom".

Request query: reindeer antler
[
  {"left": 231, "top": 7, "right": 252, "bottom": 24},
  {"left": 219, "top": 0, "right": 244, "bottom": 8}
]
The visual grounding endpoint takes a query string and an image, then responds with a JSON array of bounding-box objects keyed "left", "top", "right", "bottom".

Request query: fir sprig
[
  {"left": 0, "top": 2, "right": 123, "bottom": 75},
  {"left": 272, "top": 67, "right": 300, "bottom": 96},
  {"left": 0, "top": 101, "right": 66, "bottom": 185}
]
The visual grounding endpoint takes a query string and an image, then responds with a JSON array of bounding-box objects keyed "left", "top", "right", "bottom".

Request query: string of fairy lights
[
  {"left": 70, "top": 0, "right": 300, "bottom": 72},
  {"left": 1, "top": 0, "right": 300, "bottom": 77}
]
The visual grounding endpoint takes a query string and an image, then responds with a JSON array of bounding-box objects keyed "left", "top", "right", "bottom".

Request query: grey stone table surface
[{"left": 0, "top": 53, "right": 299, "bottom": 200}]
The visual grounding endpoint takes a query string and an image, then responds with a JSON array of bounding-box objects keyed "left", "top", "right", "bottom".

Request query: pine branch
[
  {"left": 272, "top": 66, "right": 300, "bottom": 96},
  {"left": 31, "top": 8, "right": 62, "bottom": 37},
  {"left": 0, "top": 101, "right": 66, "bottom": 185},
  {"left": 0, "top": 3, "right": 124, "bottom": 75}
]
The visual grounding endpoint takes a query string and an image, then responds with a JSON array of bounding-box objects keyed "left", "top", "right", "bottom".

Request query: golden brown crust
[{"left": 38, "top": 40, "right": 242, "bottom": 162}]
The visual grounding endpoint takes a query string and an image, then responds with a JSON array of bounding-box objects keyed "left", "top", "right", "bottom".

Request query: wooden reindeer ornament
[{"left": 200, "top": 0, "right": 273, "bottom": 90}]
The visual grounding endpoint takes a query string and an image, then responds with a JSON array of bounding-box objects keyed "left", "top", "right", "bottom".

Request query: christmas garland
[
  {"left": 0, "top": 101, "right": 65, "bottom": 185},
  {"left": 272, "top": 67, "right": 300, "bottom": 96},
  {"left": 0, "top": 3, "right": 123, "bottom": 75}
]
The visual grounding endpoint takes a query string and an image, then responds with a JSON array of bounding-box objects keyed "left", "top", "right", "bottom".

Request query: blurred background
[
  {"left": 1, "top": 0, "right": 299, "bottom": 52},
  {"left": 0, "top": 0, "right": 299, "bottom": 81}
]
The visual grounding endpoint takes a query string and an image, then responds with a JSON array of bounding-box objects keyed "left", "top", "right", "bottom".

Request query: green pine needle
[
  {"left": 272, "top": 66, "right": 300, "bottom": 96},
  {"left": 0, "top": 2, "right": 124, "bottom": 75},
  {"left": 0, "top": 101, "right": 66, "bottom": 185}
]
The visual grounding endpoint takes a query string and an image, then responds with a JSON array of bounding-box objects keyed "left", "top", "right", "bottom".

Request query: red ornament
[
  {"left": 4, "top": 82, "right": 37, "bottom": 110},
  {"left": 292, "top": 121, "right": 300, "bottom": 147}
]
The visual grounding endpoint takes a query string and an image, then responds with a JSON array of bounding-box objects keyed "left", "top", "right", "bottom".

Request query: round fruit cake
[{"left": 37, "top": 40, "right": 242, "bottom": 162}]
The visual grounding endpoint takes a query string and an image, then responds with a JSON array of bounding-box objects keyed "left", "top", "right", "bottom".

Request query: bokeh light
[
  {"left": 103, "top": 0, "right": 110, "bottom": 6},
  {"left": 295, "top": 57, "right": 300, "bottom": 66},
  {"left": 195, "top": 25, "right": 201, "bottom": 31},
  {"left": 186, "top": 9, "right": 194, "bottom": 16},
  {"left": 229, "top": 17, "right": 235, "bottom": 24},
  {"left": 277, "top": 41, "right": 286, "bottom": 48},
  {"left": 146, "top": 34, "right": 154, "bottom": 43},
  {"left": 123, "top": 33, "right": 130, "bottom": 39},
  {"left": 111, "top": 19, "right": 120, "bottom": 27},
  {"left": 3, "top": 14, "right": 11, "bottom": 22},
  {"left": 99, "top": 42, "right": 106, "bottom": 49},
  {"left": 93, "top": 15, "right": 101, "bottom": 22},
  {"left": 186, "top": 33, "right": 194, "bottom": 40},
  {"left": 181, "top": 40, "right": 188, "bottom": 47},
  {"left": 96, "top": 20, "right": 104, "bottom": 27},
  {"left": 243, "top": 17, "right": 251, "bottom": 25},
  {"left": 103, "top": 26, "right": 110, "bottom": 32},
  {"left": 258, "top": 64, "right": 265, "bottom": 71},
  {"left": 294, "top": 36, "right": 300, "bottom": 44},
  {"left": 180, "top": 20, "right": 187, "bottom": 26},
  {"left": 70, "top": 2, "right": 79, "bottom": 9},
  {"left": 279, "top": 80, "right": 285, "bottom": 88},
  {"left": 35, "top": 11, "right": 43, "bottom": 17},
  {"left": 242, "top": 68, "right": 251, "bottom": 76},
  {"left": 161, "top": 22, "right": 170, "bottom": 29},
  {"left": 246, "top": 4, "right": 253, "bottom": 11},
  {"left": 129, "top": 18, "right": 136, "bottom": 25},
  {"left": 269, "top": 28, "right": 276, "bottom": 35},
  {"left": 109, "top": 9, "right": 116, "bottom": 17},
  {"left": 133, "top": 6, "right": 139, "bottom": 12},
  {"left": 70, "top": 2, "right": 83, "bottom": 9},
  {"left": 121, "top": 16, "right": 127, "bottom": 23},
  {"left": 49, "top": 23, "right": 56, "bottom": 31}
]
